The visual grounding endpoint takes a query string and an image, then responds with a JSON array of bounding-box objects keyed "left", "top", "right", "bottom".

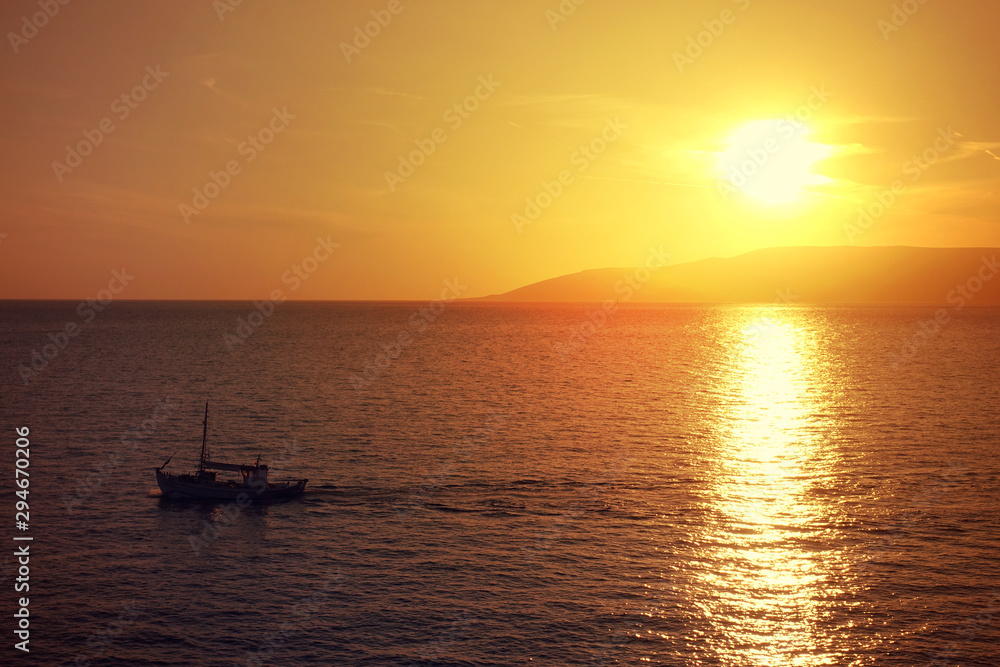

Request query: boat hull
[{"left": 155, "top": 469, "right": 307, "bottom": 502}]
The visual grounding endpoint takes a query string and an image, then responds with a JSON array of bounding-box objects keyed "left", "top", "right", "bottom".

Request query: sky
[{"left": 1, "top": 0, "right": 999, "bottom": 300}]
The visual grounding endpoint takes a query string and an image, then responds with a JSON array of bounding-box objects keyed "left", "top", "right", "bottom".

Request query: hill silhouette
[{"left": 474, "top": 246, "right": 1000, "bottom": 305}]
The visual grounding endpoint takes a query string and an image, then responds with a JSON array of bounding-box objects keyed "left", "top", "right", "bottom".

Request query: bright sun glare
[{"left": 718, "top": 120, "right": 834, "bottom": 205}]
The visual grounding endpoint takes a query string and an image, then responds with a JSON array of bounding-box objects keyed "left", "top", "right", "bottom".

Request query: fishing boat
[{"left": 155, "top": 403, "right": 307, "bottom": 501}]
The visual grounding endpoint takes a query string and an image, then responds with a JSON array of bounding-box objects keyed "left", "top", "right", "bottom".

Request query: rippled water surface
[{"left": 1, "top": 302, "right": 999, "bottom": 666}]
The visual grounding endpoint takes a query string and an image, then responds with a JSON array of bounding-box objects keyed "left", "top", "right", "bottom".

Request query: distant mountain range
[{"left": 474, "top": 246, "right": 1000, "bottom": 305}]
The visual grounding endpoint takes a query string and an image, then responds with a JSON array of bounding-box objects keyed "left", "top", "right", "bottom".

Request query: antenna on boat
[
  {"left": 159, "top": 450, "right": 176, "bottom": 471},
  {"left": 198, "top": 402, "right": 209, "bottom": 474}
]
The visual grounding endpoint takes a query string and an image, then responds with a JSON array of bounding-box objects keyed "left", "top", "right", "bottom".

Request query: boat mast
[{"left": 198, "top": 402, "right": 209, "bottom": 473}]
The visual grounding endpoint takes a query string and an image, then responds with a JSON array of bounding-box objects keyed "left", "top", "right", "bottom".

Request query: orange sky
[{"left": 2, "top": 0, "right": 999, "bottom": 300}]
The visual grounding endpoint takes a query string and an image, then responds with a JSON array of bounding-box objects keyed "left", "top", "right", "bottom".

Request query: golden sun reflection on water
[{"left": 694, "top": 311, "right": 849, "bottom": 666}]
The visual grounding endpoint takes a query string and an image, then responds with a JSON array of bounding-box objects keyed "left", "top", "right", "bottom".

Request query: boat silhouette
[{"left": 155, "top": 403, "right": 307, "bottom": 501}]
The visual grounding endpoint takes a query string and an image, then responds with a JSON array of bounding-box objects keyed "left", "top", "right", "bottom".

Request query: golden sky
[{"left": 2, "top": 0, "right": 999, "bottom": 299}]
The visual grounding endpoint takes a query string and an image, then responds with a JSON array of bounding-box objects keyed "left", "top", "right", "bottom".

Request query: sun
[{"left": 717, "top": 119, "right": 834, "bottom": 205}]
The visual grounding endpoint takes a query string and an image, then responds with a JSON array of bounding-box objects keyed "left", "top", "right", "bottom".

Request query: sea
[{"left": 0, "top": 301, "right": 998, "bottom": 666}]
